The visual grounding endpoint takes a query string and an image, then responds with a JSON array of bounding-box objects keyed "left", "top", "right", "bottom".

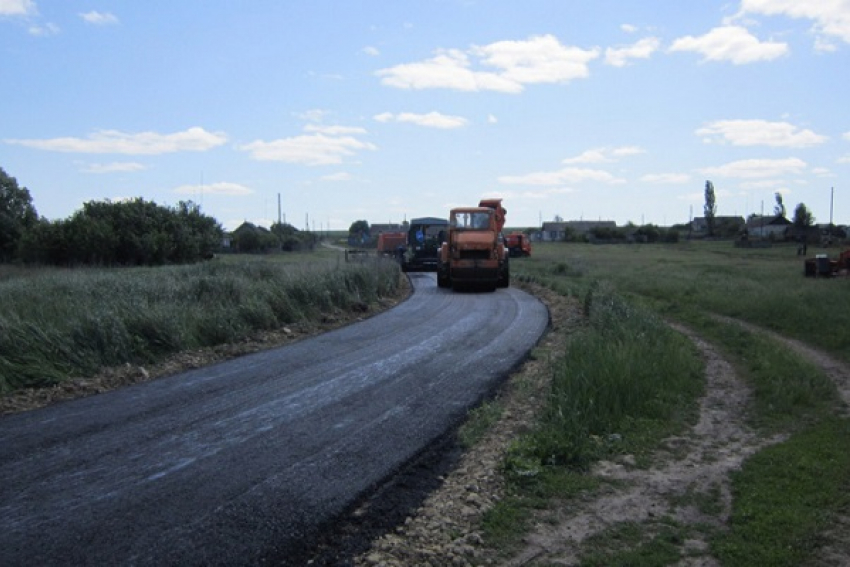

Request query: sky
[{"left": 1, "top": 0, "right": 849, "bottom": 232}]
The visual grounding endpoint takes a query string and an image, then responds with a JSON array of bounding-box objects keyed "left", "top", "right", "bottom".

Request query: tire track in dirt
[
  {"left": 714, "top": 316, "right": 850, "bottom": 415},
  {"left": 711, "top": 316, "right": 850, "bottom": 566},
  {"left": 503, "top": 324, "right": 785, "bottom": 566}
]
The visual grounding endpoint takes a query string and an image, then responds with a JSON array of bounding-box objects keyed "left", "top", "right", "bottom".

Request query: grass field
[
  {"left": 0, "top": 248, "right": 401, "bottom": 393},
  {"left": 484, "top": 239, "right": 850, "bottom": 565}
]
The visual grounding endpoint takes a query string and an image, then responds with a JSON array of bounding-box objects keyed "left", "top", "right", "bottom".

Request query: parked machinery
[
  {"left": 376, "top": 231, "right": 407, "bottom": 258},
  {"left": 504, "top": 232, "right": 532, "bottom": 257},
  {"left": 804, "top": 248, "right": 850, "bottom": 277},
  {"left": 401, "top": 217, "right": 449, "bottom": 272},
  {"left": 437, "top": 199, "right": 509, "bottom": 291}
]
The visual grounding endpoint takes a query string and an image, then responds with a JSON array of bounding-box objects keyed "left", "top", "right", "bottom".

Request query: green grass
[
  {"left": 484, "top": 240, "right": 850, "bottom": 563},
  {"left": 516, "top": 241, "right": 850, "bottom": 362},
  {"left": 0, "top": 254, "right": 402, "bottom": 392},
  {"left": 713, "top": 417, "right": 850, "bottom": 566}
]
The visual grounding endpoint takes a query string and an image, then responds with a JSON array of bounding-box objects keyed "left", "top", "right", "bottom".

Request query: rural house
[{"left": 745, "top": 215, "right": 792, "bottom": 239}]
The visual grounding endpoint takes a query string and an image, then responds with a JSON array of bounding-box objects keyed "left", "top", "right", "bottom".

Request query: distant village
[
  {"left": 221, "top": 213, "right": 848, "bottom": 254},
  {"left": 362, "top": 214, "right": 848, "bottom": 246}
]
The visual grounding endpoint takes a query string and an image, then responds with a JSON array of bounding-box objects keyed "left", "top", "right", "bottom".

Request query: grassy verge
[
  {"left": 485, "top": 241, "right": 850, "bottom": 563},
  {"left": 0, "top": 255, "right": 402, "bottom": 392},
  {"left": 481, "top": 281, "right": 704, "bottom": 552}
]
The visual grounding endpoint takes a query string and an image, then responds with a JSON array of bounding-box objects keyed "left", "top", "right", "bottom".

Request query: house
[
  {"left": 745, "top": 215, "right": 791, "bottom": 239},
  {"left": 691, "top": 216, "right": 745, "bottom": 235},
  {"left": 537, "top": 220, "right": 618, "bottom": 241}
]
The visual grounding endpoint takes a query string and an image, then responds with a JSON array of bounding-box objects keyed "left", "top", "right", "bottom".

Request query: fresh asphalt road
[{"left": 0, "top": 273, "right": 548, "bottom": 566}]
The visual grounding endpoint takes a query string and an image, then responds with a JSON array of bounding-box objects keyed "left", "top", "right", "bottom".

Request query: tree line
[{"left": 1, "top": 166, "right": 313, "bottom": 267}]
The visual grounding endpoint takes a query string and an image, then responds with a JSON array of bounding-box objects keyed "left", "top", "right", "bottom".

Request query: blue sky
[{"left": 2, "top": 1, "right": 849, "bottom": 231}]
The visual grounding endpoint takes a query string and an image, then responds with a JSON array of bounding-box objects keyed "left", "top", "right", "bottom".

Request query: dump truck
[
  {"left": 437, "top": 199, "right": 509, "bottom": 291},
  {"left": 504, "top": 232, "right": 532, "bottom": 257},
  {"left": 401, "top": 217, "right": 448, "bottom": 272},
  {"left": 376, "top": 231, "right": 407, "bottom": 258}
]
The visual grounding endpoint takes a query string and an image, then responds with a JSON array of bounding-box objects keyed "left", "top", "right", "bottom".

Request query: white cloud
[
  {"left": 239, "top": 127, "right": 376, "bottom": 166},
  {"left": 0, "top": 0, "right": 36, "bottom": 16},
  {"left": 669, "top": 25, "right": 788, "bottom": 64},
  {"left": 320, "top": 172, "right": 352, "bottom": 182},
  {"left": 696, "top": 119, "right": 828, "bottom": 147},
  {"left": 492, "top": 187, "right": 576, "bottom": 200},
  {"left": 838, "top": 154, "right": 850, "bottom": 164},
  {"left": 376, "top": 35, "right": 599, "bottom": 93},
  {"left": 173, "top": 182, "right": 253, "bottom": 196},
  {"left": 362, "top": 46, "right": 380, "bottom": 56},
  {"left": 487, "top": 114, "right": 498, "bottom": 124},
  {"left": 739, "top": 0, "right": 850, "bottom": 44},
  {"left": 605, "top": 37, "right": 661, "bottom": 67},
  {"left": 844, "top": 131, "right": 850, "bottom": 141},
  {"left": 700, "top": 157, "right": 807, "bottom": 178},
  {"left": 641, "top": 173, "right": 692, "bottom": 184},
  {"left": 294, "top": 109, "right": 329, "bottom": 122},
  {"left": 563, "top": 146, "right": 645, "bottom": 164},
  {"left": 28, "top": 22, "right": 58, "bottom": 36},
  {"left": 5, "top": 127, "right": 227, "bottom": 154},
  {"left": 621, "top": 24, "right": 639, "bottom": 34},
  {"left": 80, "top": 161, "right": 146, "bottom": 174},
  {"left": 498, "top": 167, "right": 625, "bottom": 186},
  {"left": 373, "top": 111, "right": 468, "bottom": 129},
  {"left": 304, "top": 124, "right": 367, "bottom": 136},
  {"left": 79, "top": 11, "right": 118, "bottom": 25}
]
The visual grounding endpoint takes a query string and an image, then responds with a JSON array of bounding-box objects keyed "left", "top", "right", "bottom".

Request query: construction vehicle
[
  {"left": 804, "top": 248, "right": 850, "bottom": 277},
  {"left": 437, "top": 199, "right": 509, "bottom": 291},
  {"left": 401, "top": 217, "right": 448, "bottom": 272},
  {"left": 376, "top": 231, "right": 407, "bottom": 258},
  {"left": 504, "top": 232, "right": 532, "bottom": 257}
]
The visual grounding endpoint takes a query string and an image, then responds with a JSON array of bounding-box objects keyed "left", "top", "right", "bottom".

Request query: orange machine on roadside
[
  {"left": 504, "top": 232, "right": 532, "bottom": 257},
  {"left": 437, "top": 198, "right": 509, "bottom": 291}
]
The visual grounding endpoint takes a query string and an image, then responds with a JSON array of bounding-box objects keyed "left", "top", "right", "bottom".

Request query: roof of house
[{"left": 746, "top": 215, "right": 791, "bottom": 228}]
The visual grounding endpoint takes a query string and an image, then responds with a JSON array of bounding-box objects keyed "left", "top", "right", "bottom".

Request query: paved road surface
[{"left": 0, "top": 273, "right": 548, "bottom": 566}]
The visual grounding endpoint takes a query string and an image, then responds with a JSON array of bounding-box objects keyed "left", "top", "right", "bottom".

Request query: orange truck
[
  {"left": 437, "top": 198, "right": 509, "bottom": 291},
  {"left": 504, "top": 232, "right": 532, "bottom": 257},
  {"left": 376, "top": 231, "right": 407, "bottom": 258}
]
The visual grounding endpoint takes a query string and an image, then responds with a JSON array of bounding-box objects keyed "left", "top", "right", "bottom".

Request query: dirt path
[
  {"left": 357, "top": 298, "right": 850, "bottom": 566},
  {"left": 500, "top": 324, "right": 785, "bottom": 566}
]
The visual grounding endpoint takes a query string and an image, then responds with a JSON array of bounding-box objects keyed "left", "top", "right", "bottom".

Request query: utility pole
[
  {"left": 830, "top": 186, "right": 834, "bottom": 226},
  {"left": 278, "top": 193, "right": 282, "bottom": 225}
]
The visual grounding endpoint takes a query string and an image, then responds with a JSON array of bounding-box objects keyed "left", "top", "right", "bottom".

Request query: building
[
  {"left": 537, "top": 220, "right": 617, "bottom": 241},
  {"left": 745, "top": 215, "right": 791, "bottom": 239}
]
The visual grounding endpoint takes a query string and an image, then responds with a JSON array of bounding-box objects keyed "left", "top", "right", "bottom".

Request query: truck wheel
[
  {"left": 437, "top": 267, "right": 450, "bottom": 288},
  {"left": 497, "top": 264, "right": 510, "bottom": 288}
]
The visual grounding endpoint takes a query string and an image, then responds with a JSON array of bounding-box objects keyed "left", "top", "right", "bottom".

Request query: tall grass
[
  {"left": 506, "top": 282, "right": 703, "bottom": 473},
  {"left": 0, "top": 257, "right": 401, "bottom": 392}
]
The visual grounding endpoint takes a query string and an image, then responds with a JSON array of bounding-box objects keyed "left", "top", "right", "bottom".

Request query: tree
[
  {"left": 793, "top": 203, "right": 815, "bottom": 229},
  {"left": 0, "top": 167, "right": 38, "bottom": 262},
  {"left": 774, "top": 192, "right": 786, "bottom": 217},
  {"left": 348, "top": 220, "right": 370, "bottom": 246},
  {"left": 704, "top": 180, "right": 717, "bottom": 237},
  {"left": 18, "top": 198, "right": 222, "bottom": 265}
]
